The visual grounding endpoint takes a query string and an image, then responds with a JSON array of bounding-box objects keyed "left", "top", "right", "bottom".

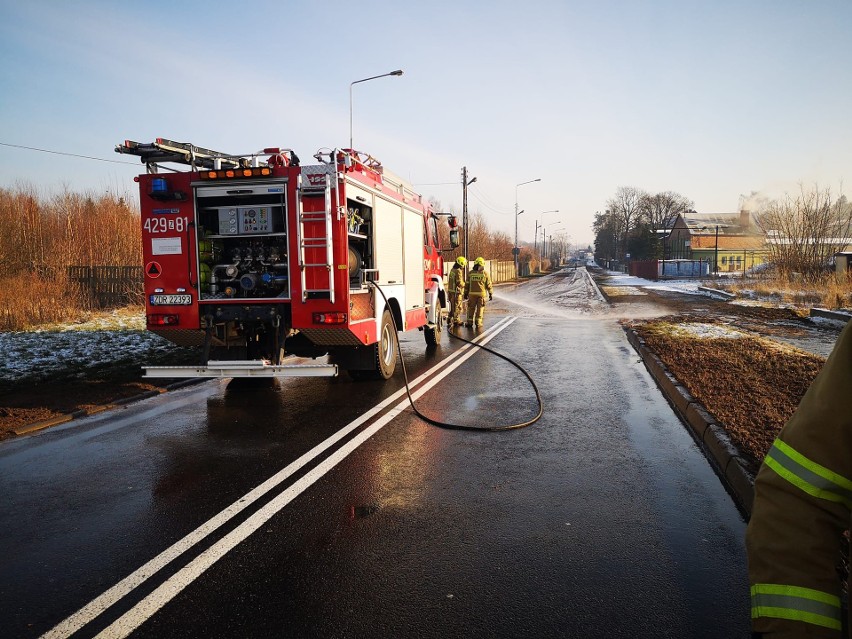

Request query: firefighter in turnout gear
[
  {"left": 447, "top": 256, "right": 467, "bottom": 326},
  {"left": 747, "top": 320, "right": 852, "bottom": 638},
  {"left": 464, "top": 257, "right": 493, "bottom": 328}
]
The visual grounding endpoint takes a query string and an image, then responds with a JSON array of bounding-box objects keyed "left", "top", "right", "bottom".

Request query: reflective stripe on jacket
[
  {"left": 750, "top": 583, "right": 842, "bottom": 632},
  {"left": 746, "top": 320, "right": 852, "bottom": 637},
  {"left": 447, "top": 266, "right": 464, "bottom": 294}
]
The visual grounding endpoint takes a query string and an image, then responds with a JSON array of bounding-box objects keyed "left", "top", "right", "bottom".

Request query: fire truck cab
[{"left": 117, "top": 139, "right": 459, "bottom": 381}]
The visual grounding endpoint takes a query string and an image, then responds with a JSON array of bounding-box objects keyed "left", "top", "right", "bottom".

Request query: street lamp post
[
  {"left": 514, "top": 178, "right": 541, "bottom": 277},
  {"left": 535, "top": 210, "right": 559, "bottom": 268},
  {"left": 542, "top": 221, "right": 562, "bottom": 267},
  {"left": 349, "top": 70, "right": 403, "bottom": 150}
]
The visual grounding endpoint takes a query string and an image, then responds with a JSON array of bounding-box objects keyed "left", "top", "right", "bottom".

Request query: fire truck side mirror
[
  {"left": 449, "top": 228, "right": 460, "bottom": 249},
  {"left": 448, "top": 215, "right": 458, "bottom": 229}
]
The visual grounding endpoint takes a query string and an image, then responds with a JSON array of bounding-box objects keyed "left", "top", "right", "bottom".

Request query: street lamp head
[
  {"left": 349, "top": 68, "right": 404, "bottom": 150},
  {"left": 517, "top": 209, "right": 524, "bottom": 216},
  {"left": 468, "top": 176, "right": 477, "bottom": 185},
  {"left": 517, "top": 178, "right": 541, "bottom": 188}
]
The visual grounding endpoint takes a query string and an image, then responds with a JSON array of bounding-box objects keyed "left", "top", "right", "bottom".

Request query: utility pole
[
  {"left": 714, "top": 224, "right": 720, "bottom": 276},
  {"left": 461, "top": 167, "right": 476, "bottom": 274},
  {"left": 534, "top": 221, "right": 540, "bottom": 267}
]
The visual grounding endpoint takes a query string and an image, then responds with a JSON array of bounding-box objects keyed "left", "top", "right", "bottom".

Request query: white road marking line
[
  {"left": 94, "top": 317, "right": 516, "bottom": 638},
  {"left": 42, "top": 317, "right": 515, "bottom": 639}
]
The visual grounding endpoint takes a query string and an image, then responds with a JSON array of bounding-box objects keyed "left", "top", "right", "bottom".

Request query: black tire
[
  {"left": 424, "top": 308, "right": 443, "bottom": 347},
  {"left": 374, "top": 309, "right": 397, "bottom": 379},
  {"left": 347, "top": 309, "right": 397, "bottom": 380}
]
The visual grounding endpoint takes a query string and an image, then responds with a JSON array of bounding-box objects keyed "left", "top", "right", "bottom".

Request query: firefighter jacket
[
  {"left": 746, "top": 320, "right": 852, "bottom": 638},
  {"left": 447, "top": 265, "right": 465, "bottom": 295},
  {"left": 467, "top": 268, "right": 493, "bottom": 298}
]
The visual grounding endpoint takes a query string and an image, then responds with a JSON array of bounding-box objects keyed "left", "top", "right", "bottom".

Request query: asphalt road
[{"left": 0, "top": 269, "right": 750, "bottom": 638}]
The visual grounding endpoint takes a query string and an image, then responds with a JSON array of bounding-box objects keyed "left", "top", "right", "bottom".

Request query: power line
[
  {"left": 469, "top": 185, "right": 512, "bottom": 215},
  {"left": 469, "top": 190, "right": 511, "bottom": 215},
  {"left": 414, "top": 181, "right": 458, "bottom": 186},
  {"left": 0, "top": 142, "right": 138, "bottom": 166}
]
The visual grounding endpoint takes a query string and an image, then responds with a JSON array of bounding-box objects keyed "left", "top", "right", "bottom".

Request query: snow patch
[
  {"left": 667, "top": 323, "right": 747, "bottom": 339},
  {"left": 0, "top": 308, "right": 181, "bottom": 383}
]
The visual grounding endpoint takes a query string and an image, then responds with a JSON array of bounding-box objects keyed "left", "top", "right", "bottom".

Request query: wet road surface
[{"left": 0, "top": 269, "right": 750, "bottom": 638}]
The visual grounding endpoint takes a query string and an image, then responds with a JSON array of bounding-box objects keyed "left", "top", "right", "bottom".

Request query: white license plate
[{"left": 150, "top": 294, "right": 192, "bottom": 306}]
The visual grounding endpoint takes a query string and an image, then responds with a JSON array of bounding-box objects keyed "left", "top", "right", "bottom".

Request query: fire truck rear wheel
[
  {"left": 375, "top": 309, "right": 397, "bottom": 379},
  {"left": 345, "top": 309, "right": 397, "bottom": 380}
]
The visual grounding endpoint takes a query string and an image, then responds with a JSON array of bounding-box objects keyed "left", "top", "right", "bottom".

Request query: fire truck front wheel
[{"left": 424, "top": 308, "right": 443, "bottom": 347}]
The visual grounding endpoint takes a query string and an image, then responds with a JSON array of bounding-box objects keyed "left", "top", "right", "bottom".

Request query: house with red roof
[{"left": 665, "top": 210, "right": 769, "bottom": 274}]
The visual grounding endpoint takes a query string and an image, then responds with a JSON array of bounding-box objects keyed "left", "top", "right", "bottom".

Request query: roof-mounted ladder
[{"left": 116, "top": 138, "right": 247, "bottom": 172}]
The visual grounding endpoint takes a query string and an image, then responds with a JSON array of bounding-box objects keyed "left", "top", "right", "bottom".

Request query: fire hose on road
[{"left": 372, "top": 283, "right": 543, "bottom": 431}]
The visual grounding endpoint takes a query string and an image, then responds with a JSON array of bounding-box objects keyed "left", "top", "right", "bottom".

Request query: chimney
[{"left": 740, "top": 209, "right": 751, "bottom": 230}]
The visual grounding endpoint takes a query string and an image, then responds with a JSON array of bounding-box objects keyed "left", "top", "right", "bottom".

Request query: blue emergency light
[{"left": 151, "top": 178, "right": 168, "bottom": 194}]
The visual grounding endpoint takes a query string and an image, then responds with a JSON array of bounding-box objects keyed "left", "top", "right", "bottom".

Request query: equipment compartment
[{"left": 194, "top": 181, "right": 291, "bottom": 300}]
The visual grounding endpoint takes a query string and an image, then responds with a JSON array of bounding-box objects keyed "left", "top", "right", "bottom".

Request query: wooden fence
[{"left": 67, "top": 265, "right": 144, "bottom": 308}]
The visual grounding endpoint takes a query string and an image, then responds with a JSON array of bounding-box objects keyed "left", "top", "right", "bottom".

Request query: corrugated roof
[{"left": 682, "top": 211, "right": 761, "bottom": 230}]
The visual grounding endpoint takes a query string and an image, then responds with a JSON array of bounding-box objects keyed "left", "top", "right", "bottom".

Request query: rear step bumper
[{"left": 144, "top": 360, "right": 338, "bottom": 379}]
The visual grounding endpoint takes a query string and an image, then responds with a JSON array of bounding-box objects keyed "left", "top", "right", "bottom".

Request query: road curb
[
  {"left": 11, "top": 378, "right": 207, "bottom": 438},
  {"left": 624, "top": 325, "right": 755, "bottom": 518},
  {"left": 697, "top": 286, "right": 736, "bottom": 300},
  {"left": 582, "top": 268, "right": 608, "bottom": 302},
  {"left": 810, "top": 308, "right": 852, "bottom": 324}
]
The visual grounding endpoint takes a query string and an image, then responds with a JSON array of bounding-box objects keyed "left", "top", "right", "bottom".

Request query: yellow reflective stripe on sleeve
[
  {"left": 751, "top": 584, "right": 842, "bottom": 630},
  {"left": 764, "top": 439, "right": 852, "bottom": 508}
]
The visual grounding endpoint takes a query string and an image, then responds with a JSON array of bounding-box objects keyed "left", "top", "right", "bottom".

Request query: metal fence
[
  {"left": 628, "top": 259, "right": 709, "bottom": 280},
  {"left": 67, "top": 265, "right": 144, "bottom": 308},
  {"left": 484, "top": 260, "right": 516, "bottom": 283}
]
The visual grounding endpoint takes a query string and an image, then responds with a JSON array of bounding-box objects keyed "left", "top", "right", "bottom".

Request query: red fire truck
[{"left": 116, "top": 139, "right": 459, "bottom": 380}]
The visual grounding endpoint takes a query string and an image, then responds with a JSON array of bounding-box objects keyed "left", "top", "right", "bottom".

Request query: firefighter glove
[{"left": 488, "top": 292, "right": 493, "bottom": 301}]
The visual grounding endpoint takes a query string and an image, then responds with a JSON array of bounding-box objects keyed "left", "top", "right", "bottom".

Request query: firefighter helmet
[
  {"left": 456, "top": 256, "right": 467, "bottom": 267},
  {"left": 474, "top": 257, "right": 485, "bottom": 266}
]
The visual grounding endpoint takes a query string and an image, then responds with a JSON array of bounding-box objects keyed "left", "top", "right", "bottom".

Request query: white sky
[{"left": 1, "top": 0, "right": 850, "bottom": 247}]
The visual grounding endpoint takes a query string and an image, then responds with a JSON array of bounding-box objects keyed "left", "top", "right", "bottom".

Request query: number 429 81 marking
[{"left": 144, "top": 217, "right": 190, "bottom": 234}]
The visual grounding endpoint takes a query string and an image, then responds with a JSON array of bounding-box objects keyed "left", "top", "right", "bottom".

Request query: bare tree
[
  {"left": 756, "top": 184, "right": 852, "bottom": 278},
  {"left": 638, "top": 191, "right": 693, "bottom": 258},
  {"left": 640, "top": 191, "right": 693, "bottom": 234},
  {"left": 0, "top": 184, "right": 141, "bottom": 274},
  {"left": 606, "top": 187, "right": 645, "bottom": 259}
]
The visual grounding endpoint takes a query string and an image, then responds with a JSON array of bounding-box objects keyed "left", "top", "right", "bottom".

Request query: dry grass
[
  {"left": 633, "top": 319, "right": 825, "bottom": 470},
  {"left": 0, "top": 272, "right": 93, "bottom": 331},
  {"left": 720, "top": 273, "right": 852, "bottom": 310}
]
